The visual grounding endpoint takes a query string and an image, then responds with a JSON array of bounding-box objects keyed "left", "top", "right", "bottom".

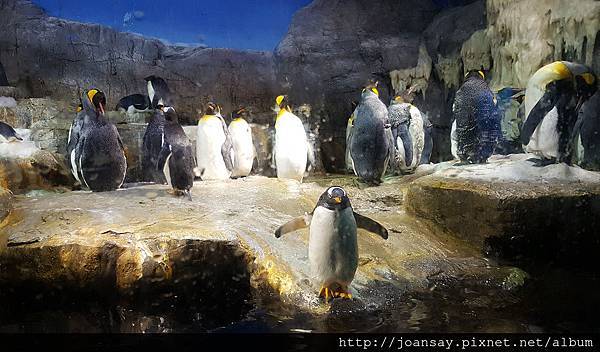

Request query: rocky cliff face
[
  {"left": 1, "top": 0, "right": 598, "bottom": 172},
  {"left": 0, "top": 0, "right": 279, "bottom": 123},
  {"left": 275, "top": 0, "right": 440, "bottom": 170}
]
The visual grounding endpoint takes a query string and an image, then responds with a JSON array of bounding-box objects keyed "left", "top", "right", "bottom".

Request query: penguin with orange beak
[{"left": 70, "top": 89, "right": 127, "bottom": 191}]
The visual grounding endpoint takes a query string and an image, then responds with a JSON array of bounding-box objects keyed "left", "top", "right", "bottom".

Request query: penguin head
[
  {"left": 86, "top": 89, "right": 106, "bottom": 115},
  {"left": 164, "top": 107, "right": 178, "bottom": 123},
  {"left": 233, "top": 107, "right": 248, "bottom": 120},
  {"left": 390, "top": 95, "right": 404, "bottom": 105},
  {"left": 575, "top": 72, "right": 597, "bottom": 100},
  {"left": 317, "top": 186, "right": 351, "bottom": 211},
  {"left": 275, "top": 95, "right": 291, "bottom": 111},
  {"left": 362, "top": 82, "right": 379, "bottom": 97},
  {"left": 205, "top": 102, "right": 217, "bottom": 115},
  {"left": 465, "top": 70, "right": 485, "bottom": 81}
]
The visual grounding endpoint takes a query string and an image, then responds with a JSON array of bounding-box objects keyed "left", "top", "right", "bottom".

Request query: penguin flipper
[
  {"left": 353, "top": 211, "right": 388, "bottom": 239},
  {"left": 274, "top": 213, "right": 313, "bottom": 238},
  {"left": 157, "top": 144, "right": 171, "bottom": 171},
  {"left": 521, "top": 84, "right": 559, "bottom": 145},
  {"left": 220, "top": 118, "right": 235, "bottom": 172},
  {"left": 397, "top": 123, "right": 413, "bottom": 167}
]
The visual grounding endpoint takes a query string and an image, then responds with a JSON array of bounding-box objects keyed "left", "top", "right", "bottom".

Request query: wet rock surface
[{"left": 0, "top": 176, "right": 524, "bottom": 326}]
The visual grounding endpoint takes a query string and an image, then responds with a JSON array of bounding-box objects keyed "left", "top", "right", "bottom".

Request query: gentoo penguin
[
  {"left": 345, "top": 101, "right": 358, "bottom": 173},
  {"left": 273, "top": 95, "right": 312, "bottom": 182},
  {"left": 349, "top": 82, "right": 394, "bottom": 185},
  {"left": 0, "top": 121, "right": 23, "bottom": 143},
  {"left": 115, "top": 94, "right": 151, "bottom": 114},
  {"left": 452, "top": 70, "right": 501, "bottom": 164},
  {"left": 521, "top": 61, "right": 597, "bottom": 166},
  {"left": 72, "top": 89, "right": 127, "bottom": 191},
  {"left": 157, "top": 108, "right": 195, "bottom": 200},
  {"left": 388, "top": 95, "right": 424, "bottom": 174},
  {"left": 145, "top": 75, "right": 173, "bottom": 109},
  {"left": 228, "top": 107, "right": 256, "bottom": 178},
  {"left": 274, "top": 186, "right": 388, "bottom": 301},
  {"left": 196, "top": 102, "right": 234, "bottom": 180},
  {"left": 420, "top": 112, "right": 433, "bottom": 164},
  {"left": 576, "top": 91, "right": 600, "bottom": 170}
]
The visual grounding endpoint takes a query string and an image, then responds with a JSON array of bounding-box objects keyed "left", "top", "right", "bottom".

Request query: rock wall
[{"left": 0, "top": 0, "right": 279, "bottom": 124}]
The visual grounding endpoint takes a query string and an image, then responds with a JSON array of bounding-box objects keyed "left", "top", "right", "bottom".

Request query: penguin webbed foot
[
  {"left": 318, "top": 286, "right": 352, "bottom": 303},
  {"left": 526, "top": 157, "right": 556, "bottom": 167}
]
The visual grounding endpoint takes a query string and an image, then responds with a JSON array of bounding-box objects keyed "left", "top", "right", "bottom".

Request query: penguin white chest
[
  {"left": 197, "top": 117, "right": 230, "bottom": 180},
  {"left": 229, "top": 120, "right": 254, "bottom": 177},
  {"left": 308, "top": 207, "right": 358, "bottom": 288},
  {"left": 275, "top": 113, "right": 308, "bottom": 181}
]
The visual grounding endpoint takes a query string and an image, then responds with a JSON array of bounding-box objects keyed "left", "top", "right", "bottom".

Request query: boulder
[{"left": 405, "top": 155, "right": 600, "bottom": 263}]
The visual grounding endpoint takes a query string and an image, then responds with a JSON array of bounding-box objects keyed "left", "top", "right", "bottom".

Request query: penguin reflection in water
[
  {"left": 273, "top": 95, "right": 313, "bottom": 182},
  {"left": 275, "top": 186, "right": 388, "bottom": 301},
  {"left": 521, "top": 61, "right": 597, "bottom": 166},
  {"left": 157, "top": 108, "right": 195, "bottom": 200},
  {"left": 70, "top": 89, "right": 127, "bottom": 191}
]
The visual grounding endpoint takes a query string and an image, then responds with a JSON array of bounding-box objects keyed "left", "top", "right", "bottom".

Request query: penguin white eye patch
[{"left": 327, "top": 187, "right": 346, "bottom": 197}]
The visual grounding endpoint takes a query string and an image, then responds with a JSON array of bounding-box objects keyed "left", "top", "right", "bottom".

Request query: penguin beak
[{"left": 333, "top": 197, "right": 342, "bottom": 204}]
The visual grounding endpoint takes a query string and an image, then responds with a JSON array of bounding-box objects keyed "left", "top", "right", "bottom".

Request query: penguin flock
[{"left": 0, "top": 58, "right": 597, "bottom": 303}]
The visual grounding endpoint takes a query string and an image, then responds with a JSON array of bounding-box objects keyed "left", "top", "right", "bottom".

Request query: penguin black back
[
  {"left": 158, "top": 109, "right": 195, "bottom": 199},
  {"left": 0, "top": 121, "right": 22, "bottom": 142},
  {"left": 115, "top": 94, "right": 151, "bottom": 111},
  {"left": 145, "top": 75, "right": 172, "bottom": 109},
  {"left": 350, "top": 86, "right": 393, "bottom": 185},
  {"left": 75, "top": 89, "right": 127, "bottom": 191},
  {"left": 453, "top": 70, "right": 501, "bottom": 164},
  {"left": 141, "top": 109, "right": 167, "bottom": 183}
]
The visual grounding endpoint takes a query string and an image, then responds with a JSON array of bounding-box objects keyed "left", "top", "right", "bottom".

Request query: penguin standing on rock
[
  {"left": 142, "top": 76, "right": 173, "bottom": 183},
  {"left": 349, "top": 82, "right": 394, "bottom": 185},
  {"left": 115, "top": 94, "right": 151, "bottom": 114},
  {"left": 275, "top": 186, "right": 388, "bottom": 302},
  {"left": 452, "top": 70, "right": 501, "bottom": 164},
  {"left": 228, "top": 107, "right": 256, "bottom": 178},
  {"left": 196, "top": 102, "right": 234, "bottom": 180},
  {"left": 388, "top": 95, "right": 424, "bottom": 173},
  {"left": 72, "top": 89, "right": 127, "bottom": 191},
  {"left": 521, "top": 61, "right": 597, "bottom": 166},
  {"left": 273, "top": 95, "right": 313, "bottom": 182},
  {"left": 157, "top": 108, "right": 195, "bottom": 200},
  {"left": 0, "top": 121, "right": 23, "bottom": 143}
]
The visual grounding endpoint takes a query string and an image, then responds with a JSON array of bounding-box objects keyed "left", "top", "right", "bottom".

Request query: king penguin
[
  {"left": 388, "top": 95, "right": 425, "bottom": 173},
  {"left": 72, "top": 89, "right": 127, "bottom": 191},
  {"left": 349, "top": 82, "right": 394, "bottom": 185},
  {"left": 452, "top": 70, "right": 501, "bottom": 164},
  {"left": 157, "top": 108, "right": 195, "bottom": 200},
  {"left": 521, "top": 61, "right": 597, "bottom": 166},
  {"left": 0, "top": 121, "right": 23, "bottom": 143},
  {"left": 196, "top": 102, "right": 234, "bottom": 180},
  {"left": 275, "top": 186, "right": 388, "bottom": 301},
  {"left": 273, "top": 95, "right": 313, "bottom": 182},
  {"left": 228, "top": 107, "right": 256, "bottom": 178}
]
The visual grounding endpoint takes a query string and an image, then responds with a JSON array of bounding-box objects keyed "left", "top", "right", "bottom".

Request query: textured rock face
[
  {"left": 405, "top": 155, "right": 600, "bottom": 262},
  {"left": 0, "top": 186, "right": 10, "bottom": 222},
  {"left": 0, "top": 0, "right": 279, "bottom": 124},
  {"left": 275, "top": 0, "right": 440, "bottom": 171}
]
